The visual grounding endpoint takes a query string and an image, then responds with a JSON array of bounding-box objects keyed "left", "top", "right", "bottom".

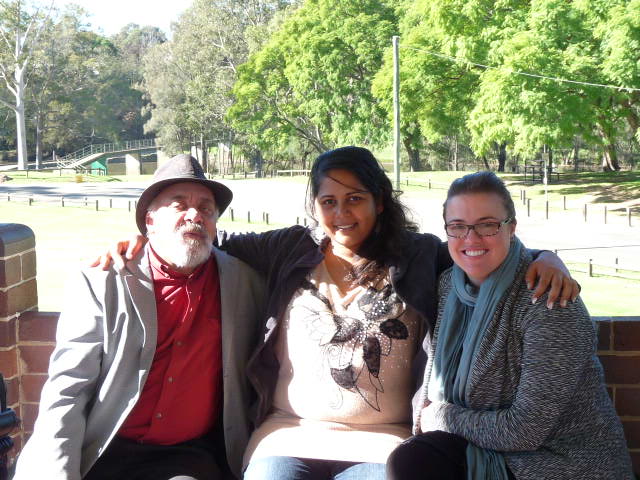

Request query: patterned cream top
[{"left": 243, "top": 261, "right": 421, "bottom": 466}]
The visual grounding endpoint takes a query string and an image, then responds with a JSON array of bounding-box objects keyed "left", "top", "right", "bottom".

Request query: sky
[{"left": 59, "top": 0, "right": 189, "bottom": 37}]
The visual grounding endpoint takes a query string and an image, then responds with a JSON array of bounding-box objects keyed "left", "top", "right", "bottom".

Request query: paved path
[{"left": 2, "top": 178, "right": 638, "bottom": 267}]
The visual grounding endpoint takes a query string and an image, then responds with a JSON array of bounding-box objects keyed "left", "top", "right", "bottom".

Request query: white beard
[{"left": 149, "top": 223, "right": 212, "bottom": 271}]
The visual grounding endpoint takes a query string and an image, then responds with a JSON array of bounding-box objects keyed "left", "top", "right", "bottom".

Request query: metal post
[
  {"left": 628, "top": 207, "right": 632, "bottom": 227},
  {"left": 588, "top": 259, "right": 593, "bottom": 277},
  {"left": 95, "top": 200, "right": 99, "bottom": 211},
  {"left": 247, "top": 211, "right": 251, "bottom": 223},
  {"left": 545, "top": 201, "right": 549, "bottom": 219},
  {"left": 522, "top": 189, "right": 527, "bottom": 205},
  {"left": 527, "top": 198, "right": 531, "bottom": 217},
  {"left": 603, "top": 205, "right": 607, "bottom": 224},
  {"left": 61, "top": 197, "right": 64, "bottom": 207},
  {"left": 265, "top": 213, "right": 269, "bottom": 225},
  {"left": 230, "top": 208, "right": 234, "bottom": 222},
  {"left": 109, "top": 198, "right": 113, "bottom": 209},
  {"left": 392, "top": 35, "right": 401, "bottom": 191},
  {"left": 615, "top": 257, "right": 619, "bottom": 274},
  {"left": 563, "top": 195, "right": 566, "bottom": 210},
  {"left": 583, "top": 204, "right": 587, "bottom": 222}
]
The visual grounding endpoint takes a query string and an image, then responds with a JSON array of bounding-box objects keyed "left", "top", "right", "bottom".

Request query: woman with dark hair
[
  {"left": 386, "top": 171, "right": 632, "bottom": 480},
  {"left": 98, "top": 147, "right": 578, "bottom": 480}
]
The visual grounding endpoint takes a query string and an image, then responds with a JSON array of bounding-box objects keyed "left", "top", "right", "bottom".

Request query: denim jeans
[{"left": 242, "top": 456, "right": 386, "bottom": 480}]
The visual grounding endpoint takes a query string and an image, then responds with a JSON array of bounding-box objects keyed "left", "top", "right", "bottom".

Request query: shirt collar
[{"left": 148, "top": 244, "right": 210, "bottom": 281}]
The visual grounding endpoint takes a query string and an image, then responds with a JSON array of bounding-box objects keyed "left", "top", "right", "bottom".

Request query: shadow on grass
[{"left": 507, "top": 171, "right": 640, "bottom": 204}]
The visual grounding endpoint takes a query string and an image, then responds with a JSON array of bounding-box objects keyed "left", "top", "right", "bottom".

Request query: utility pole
[{"left": 392, "top": 35, "right": 400, "bottom": 190}]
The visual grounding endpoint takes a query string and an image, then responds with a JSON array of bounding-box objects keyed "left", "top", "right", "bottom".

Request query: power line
[{"left": 400, "top": 45, "right": 640, "bottom": 93}]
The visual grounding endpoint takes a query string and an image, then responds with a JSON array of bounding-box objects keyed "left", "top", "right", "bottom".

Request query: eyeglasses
[{"left": 445, "top": 218, "right": 512, "bottom": 238}]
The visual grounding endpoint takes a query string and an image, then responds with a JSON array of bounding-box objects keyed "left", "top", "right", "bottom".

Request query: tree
[
  {"left": 373, "top": 0, "right": 481, "bottom": 170},
  {"left": 375, "top": 0, "right": 640, "bottom": 172},
  {"left": 111, "top": 23, "right": 166, "bottom": 140},
  {"left": 0, "top": 0, "right": 51, "bottom": 169},
  {"left": 229, "top": 0, "right": 396, "bottom": 160},
  {"left": 142, "top": 0, "right": 292, "bottom": 170}
]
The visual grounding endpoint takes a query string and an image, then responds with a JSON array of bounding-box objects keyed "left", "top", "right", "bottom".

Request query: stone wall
[
  {"left": 595, "top": 316, "right": 640, "bottom": 471},
  {"left": 0, "top": 224, "right": 39, "bottom": 459}
]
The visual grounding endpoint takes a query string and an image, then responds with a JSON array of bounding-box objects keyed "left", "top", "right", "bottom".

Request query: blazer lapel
[
  {"left": 122, "top": 247, "right": 158, "bottom": 370},
  {"left": 214, "top": 247, "right": 238, "bottom": 369}
]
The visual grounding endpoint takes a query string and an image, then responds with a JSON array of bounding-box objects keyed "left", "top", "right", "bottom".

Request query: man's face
[{"left": 145, "top": 182, "right": 218, "bottom": 273}]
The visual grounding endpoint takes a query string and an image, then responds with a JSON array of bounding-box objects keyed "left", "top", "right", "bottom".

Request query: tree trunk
[
  {"left": 496, "top": 142, "right": 507, "bottom": 172},
  {"left": 15, "top": 65, "right": 28, "bottom": 170},
  {"left": 572, "top": 140, "right": 580, "bottom": 172},
  {"left": 597, "top": 127, "right": 620, "bottom": 171},
  {"left": 482, "top": 156, "right": 490, "bottom": 170},
  {"left": 402, "top": 136, "right": 420, "bottom": 172},
  {"left": 35, "top": 112, "right": 43, "bottom": 170},
  {"left": 199, "top": 133, "right": 208, "bottom": 173},
  {"left": 601, "top": 143, "right": 620, "bottom": 172},
  {"left": 452, "top": 136, "right": 459, "bottom": 171}
]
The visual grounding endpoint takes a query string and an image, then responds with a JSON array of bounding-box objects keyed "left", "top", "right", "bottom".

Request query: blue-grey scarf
[{"left": 428, "top": 236, "right": 523, "bottom": 480}]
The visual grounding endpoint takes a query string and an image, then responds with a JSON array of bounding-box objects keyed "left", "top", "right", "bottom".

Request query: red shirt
[{"left": 119, "top": 247, "right": 223, "bottom": 445}]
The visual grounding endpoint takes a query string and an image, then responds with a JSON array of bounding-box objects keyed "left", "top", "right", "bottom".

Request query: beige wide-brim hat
[{"left": 135, "top": 154, "right": 233, "bottom": 235}]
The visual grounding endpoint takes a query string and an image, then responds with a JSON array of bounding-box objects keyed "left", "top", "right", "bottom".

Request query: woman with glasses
[
  {"left": 387, "top": 171, "right": 632, "bottom": 480},
  {"left": 97, "top": 149, "right": 579, "bottom": 480}
]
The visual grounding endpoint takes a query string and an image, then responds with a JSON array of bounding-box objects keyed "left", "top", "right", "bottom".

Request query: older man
[{"left": 13, "top": 155, "right": 265, "bottom": 480}]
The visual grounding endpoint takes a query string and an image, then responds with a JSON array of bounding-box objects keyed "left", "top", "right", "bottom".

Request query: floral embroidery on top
[{"left": 298, "top": 278, "right": 408, "bottom": 411}]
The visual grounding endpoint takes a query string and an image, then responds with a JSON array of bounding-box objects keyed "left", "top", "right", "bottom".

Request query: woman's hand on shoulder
[
  {"left": 526, "top": 251, "right": 579, "bottom": 309},
  {"left": 89, "top": 234, "right": 147, "bottom": 271}
]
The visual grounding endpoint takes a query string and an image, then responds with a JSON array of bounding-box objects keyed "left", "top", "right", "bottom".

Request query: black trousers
[
  {"left": 387, "top": 431, "right": 516, "bottom": 480},
  {"left": 84, "top": 433, "right": 230, "bottom": 480}
]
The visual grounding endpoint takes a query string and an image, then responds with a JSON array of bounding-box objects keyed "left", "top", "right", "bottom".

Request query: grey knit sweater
[{"left": 415, "top": 249, "right": 633, "bottom": 479}]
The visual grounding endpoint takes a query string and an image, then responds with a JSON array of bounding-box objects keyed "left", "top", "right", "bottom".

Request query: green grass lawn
[
  {"left": 2, "top": 199, "right": 637, "bottom": 316},
  {"left": 2, "top": 170, "right": 638, "bottom": 315},
  {"left": 0, "top": 201, "right": 281, "bottom": 311}
]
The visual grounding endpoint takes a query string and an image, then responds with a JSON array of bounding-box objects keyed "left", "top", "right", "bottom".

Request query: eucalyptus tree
[
  {"left": 142, "top": 0, "right": 292, "bottom": 170},
  {"left": 0, "top": 0, "right": 51, "bottom": 169}
]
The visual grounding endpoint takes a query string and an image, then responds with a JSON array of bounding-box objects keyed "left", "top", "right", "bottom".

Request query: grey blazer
[{"left": 14, "top": 246, "right": 265, "bottom": 480}]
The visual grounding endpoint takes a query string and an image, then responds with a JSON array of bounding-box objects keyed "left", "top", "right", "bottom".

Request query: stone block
[
  {"left": 20, "top": 374, "right": 47, "bottom": 403},
  {"left": 5, "top": 374, "right": 19, "bottom": 406},
  {"left": 0, "top": 224, "right": 35, "bottom": 257},
  {"left": 0, "top": 347, "right": 18, "bottom": 377},
  {"left": 616, "top": 387, "right": 640, "bottom": 417},
  {"left": 21, "top": 250, "right": 36, "bottom": 280},
  {"left": 630, "top": 451, "right": 640, "bottom": 475},
  {"left": 125, "top": 153, "right": 141, "bottom": 176},
  {"left": 613, "top": 319, "right": 640, "bottom": 351},
  {"left": 622, "top": 419, "right": 640, "bottom": 449},
  {"left": 18, "top": 311, "right": 59, "bottom": 342},
  {"left": 0, "top": 279, "right": 37, "bottom": 317},
  {"left": 0, "top": 316, "right": 16, "bottom": 347},
  {"left": 599, "top": 354, "right": 640, "bottom": 385},
  {"left": 596, "top": 320, "right": 611, "bottom": 351},
  {"left": 20, "top": 402, "right": 40, "bottom": 433},
  {"left": 19, "top": 344, "right": 54, "bottom": 374},
  {"left": 0, "top": 256, "right": 21, "bottom": 288}
]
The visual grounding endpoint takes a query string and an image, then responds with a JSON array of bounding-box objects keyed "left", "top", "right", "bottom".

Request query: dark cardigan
[{"left": 219, "top": 225, "right": 449, "bottom": 425}]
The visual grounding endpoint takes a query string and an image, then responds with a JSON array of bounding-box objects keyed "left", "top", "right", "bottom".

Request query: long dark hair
[{"left": 306, "top": 146, "right": 418, "bottom": 277}]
